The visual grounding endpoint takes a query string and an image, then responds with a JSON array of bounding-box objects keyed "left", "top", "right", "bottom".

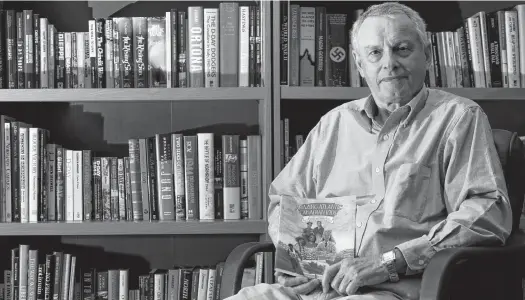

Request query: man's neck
[{"left": 373, "top": 85, "right": 424, "bottom": 126}]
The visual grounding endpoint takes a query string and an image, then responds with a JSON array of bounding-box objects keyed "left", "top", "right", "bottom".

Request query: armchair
[{"left": 220, "top": 129, "right": 525, "bottom": 300}]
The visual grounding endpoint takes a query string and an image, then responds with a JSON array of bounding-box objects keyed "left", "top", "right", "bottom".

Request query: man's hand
[
  {"left": 321, "top": 256, "right": 390, "bottom": 296},
  {"left": 275, "top": 271, "right": 321, "bottom": 295}
]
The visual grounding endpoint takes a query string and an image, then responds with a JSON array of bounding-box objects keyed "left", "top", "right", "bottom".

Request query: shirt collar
[{"left": 360, "top": 85, "right": 429, "bottom": 127}]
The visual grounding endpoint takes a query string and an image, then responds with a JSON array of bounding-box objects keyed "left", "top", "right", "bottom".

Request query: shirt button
[
  {"left": 357, "top": 221, "right": 362, "bottom": 228},
  {"left": 375, "top": 167, "right": 380, "bottom": 173},
  {"left": 371, "top": 199, "right": 376, "bottom": 204},
  {"left": 383, "top": 134, "right": 389, "bottom": 141},
  {"left": 418, "top": 259, "right": 425, "bottom": 265}
]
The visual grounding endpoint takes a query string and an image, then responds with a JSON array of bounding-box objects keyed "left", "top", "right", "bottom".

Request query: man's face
[{"left": 353, "top": 14, "right": 429, "bottom": 109}]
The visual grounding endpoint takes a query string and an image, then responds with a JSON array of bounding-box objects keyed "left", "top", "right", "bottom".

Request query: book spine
[
  {"left": 456, "top": 28, "right": 471, "bottom": 87},
  {"left": 84, "top": 30, "right": 91, "bottom": 88},
  {"left": 74, "top": 150, "right": 83, "bottom": 221},
  {"left": 118, "top": 270, "right": 128, "bottom": 300},
  {"left": 315, "top": 7, "right": 326, "bottom": 86},
  {"left": 222, "top": 135, "right": 240, "bottom": 220},
  {"left": 40, "top": 18, "right": 48, "bottom": 88},
  {"left": 133, "top": 17, "right": 147, "bottom": 88},
  {"left": 64, "top": 32, "right": 72, "bottom": 88},
  {"left": 16, "top": 12, "right": 24, "bottom": 89},
  {"left": 238, "top": 7, "right": 249, "bottom": 87},
  {"left": 82, "top": 150, "right": 92, "bottom": 220},
  {"left": 23, "top": 10, "right": 34, "bottom": 88},
  {"left": 105, "top": 19, "right": 114, "bottom": 88},
  {"left": 219, "top": 2, "right": 239, "bottom": 87},
  {"left": 147, "top": 17, "right": 167, "bottom": 88},
  {"left": 486, "top": 12, "right": 503, "bottom": 88},
  {"left": 497, "top": 11, "right": 508, "bottom": 87},
  {"left": 65, "top": 150, "right": 73, "bottom": 221},
  {"left": 239, "top": 139, "right": 247, "bottom": 220},
  {"left": 109, "top": 157, "right": 119, "bottom": 220},
  {"left": 155, "top": 133, "right": 175, "bottom": 220},
  {"left": 288, "top": 5, "right": 300, "bottom": 86},
  {"left": 165, "top": 13, "right": 172, "bottom": 88},
  {"left": 6, "top": 10, "right": 16, "bottom": 89},
  {"left": 88, "top": 20, "right": 97, "bottom": 88},
  {"left": 55, "top": 32, "right": 65, "bottom": 88},
  {"left": 170, "top": 9, "right": 178, "bottom": 88},
  {"left": 247, "top": 135, "right": 262, "bottom": 219},
  {"left": 188, "top": 7, "right": 204, "bottom": 87},
  {"left": 197, "top": 133, "right": 214, "bottom": 220},
  {"left": 5, "top": 122, "right": 11, "bottom": 222},
  {"left": 96, "top": 18, "right": 105, "bottom": 88},
  {"left": 33, "top": 14, "right": 39, "bottom": 88},
  {"left": 326, "top": 13, "right": 348, "bottom": 87},
  {"left": 112, "top": 19, "right": 120, "bottom": 88},
  {"left": 71, "top": 32, "right": 78, "bottom": 88},
  {"left": 55, "top": 146, "right": 64, "bottom": 221},
  {"left": 138, "top": 139, "right": 150, "bottom": 220},
  {"left": 467, "top": 16, "right": 486, "bottom": 87},
  {"left": 214, "top": 137, "right": 223, "bottom": 220},
  {"left": 171, "top": 134, "right": 186, "bottom": 220},
  {"left": 101, "top": 157, "right": 111, "bottom": 221},
  {"left": 27, "top": 250, "right": 37, "bottom": 300},
  {"left": 92, "top": 157, "right": 102, "bottom": 221},
  {"left": 48, "top": 25, "right": 55, "bottom": 88},
  {"left": 280, "top": 1, "right": 288, "bottom": 85},
  {"left": 43, "top": 255, "right": 54, "bottom": 300},
  {"left": 478, "top": 12, "right": 491, "bottom": 87},
  {"left": 28, "top": 128, "right": 38, "bottom": 223},
  {"left": 184, "top": 136, "right": 198, "bottom": 220},
  {"left": 505, "top": 10, "right": 520, "bottom": 88},
  {"left": 40, "top": 131, "right": 49, "bottom": 222},
  {"left": 146, "top": 138, "right": 158, "bottom": 221},
  {"left": 46, "top": 144, "right": 56, "bottom": 221},
  {"left": 178, "top": 11, "right": 187, "bottom": 87},
  {"left": 19, "top": 127, "right": 29, "bottom": 223},
  {"left": 204, "top": 8, "right": 219, "bottom": 87},
  {"left": 124, "top": 158, "right": 133, "bottom": 220},
  {"left": 255, "top": 5, "right": 261, "bottom": 86},
  {"left": 77, "top": 32, "right": 85, "bottom": 88},
  {"left": 249, "top": 6, "right": 255, "bottom": 87},
  {"left": 117, "top": 158, "right": 126, "bottom": 220},
  {"left": 119, "top": 17, "right": 133, "bottom": 88},
  {"left": 128, "top": 139, "right": 143, "bottom": 220}
]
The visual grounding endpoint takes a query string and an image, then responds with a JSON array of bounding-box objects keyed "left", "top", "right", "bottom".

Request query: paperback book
[{"left": 275, "top": 195, "right": 356, "bottom": 279}]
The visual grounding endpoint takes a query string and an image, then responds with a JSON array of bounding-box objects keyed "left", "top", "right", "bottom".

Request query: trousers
[{"left": 224, "top": 283, "right": 402, "bottom": 300}]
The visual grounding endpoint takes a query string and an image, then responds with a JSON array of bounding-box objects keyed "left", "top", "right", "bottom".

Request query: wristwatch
[{"left": 381, "top": 250, "right": 400, "bottom": 283}]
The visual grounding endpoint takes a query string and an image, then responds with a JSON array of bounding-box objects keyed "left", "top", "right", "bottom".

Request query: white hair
[{"left": 350, "top": 2, "right": 428, "bottom": 52}]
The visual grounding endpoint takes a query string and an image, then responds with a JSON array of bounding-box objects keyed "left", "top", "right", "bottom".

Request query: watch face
[{"left": 382, "top": 251, "right": 395, "bottom": 262}]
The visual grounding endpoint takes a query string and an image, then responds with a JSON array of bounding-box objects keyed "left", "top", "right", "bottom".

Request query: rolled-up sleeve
[
  {"left": 396, "top": 106, "right": 512, "bottom": 275},
  {"left": 267, "top": 121, "right": 323, "bottom": 244}
]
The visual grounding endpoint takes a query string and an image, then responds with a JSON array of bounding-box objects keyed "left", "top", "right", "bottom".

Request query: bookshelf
[
  {"left": 272, "top": 0, "right": 525, "bottom": 233},
  {"left": 0, "top": 0, "right": 274, "bottom": 294}
]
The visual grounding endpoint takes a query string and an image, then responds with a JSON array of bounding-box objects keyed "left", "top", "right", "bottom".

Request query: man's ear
[
  {"left": 424, "top": 42, "right": 432, "bottom": 69},
  {"left": 352, "top": 49, "right": 364, "bottom": 78}
]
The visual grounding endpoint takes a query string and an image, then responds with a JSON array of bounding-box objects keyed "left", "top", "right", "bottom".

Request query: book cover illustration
[{"left": 275, "top": 195, "right": 356, "bottom": 279}]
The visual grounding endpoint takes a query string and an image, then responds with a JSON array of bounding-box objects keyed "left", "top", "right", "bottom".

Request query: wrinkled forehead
[{"left": 356, "top": 14, "right": 420, "bottom": 48}]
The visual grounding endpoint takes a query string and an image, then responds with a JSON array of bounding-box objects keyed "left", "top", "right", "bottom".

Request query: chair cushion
[{"left": 492, "top": 129, "right": 525, "bottom": 233}]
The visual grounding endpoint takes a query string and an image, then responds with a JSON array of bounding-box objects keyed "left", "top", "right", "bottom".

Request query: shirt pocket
[{"left": 384, "top": 163, "right": 432, "bottom": 222}]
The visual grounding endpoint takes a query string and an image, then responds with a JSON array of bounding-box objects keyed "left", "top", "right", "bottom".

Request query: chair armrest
[
  {"left": 220, "top": 241, "right": 275, "bottom": 299},
  {"left": 419, "top": 231, "right": 525, "bottom": 300}
]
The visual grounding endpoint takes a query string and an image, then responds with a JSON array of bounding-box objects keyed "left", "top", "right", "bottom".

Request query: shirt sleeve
[
  {"left": 395, "top": 106, "right": 513, "bottom": 276},
  {"left": 267, "top": 121, "right": 323, "bottom": 244}
]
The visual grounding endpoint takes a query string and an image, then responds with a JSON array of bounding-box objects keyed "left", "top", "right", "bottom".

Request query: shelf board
[
  {"left": 0, "top": 220, "right": 268, "bottom": 235},
  {"left": 0, "top": 87, "right": 268, "bottom": 102},
  {"left": 281, "top": 86, "right": 525, "bottom": 101}
]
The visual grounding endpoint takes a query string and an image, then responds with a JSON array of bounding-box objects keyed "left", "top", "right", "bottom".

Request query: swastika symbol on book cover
[{"left": 330, "top": 47, "right": 346, "bottom": 63}]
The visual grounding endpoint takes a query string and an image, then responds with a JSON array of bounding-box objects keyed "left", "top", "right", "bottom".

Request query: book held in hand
[{"left": 275, "top": 195, "right": 356, "bottom": 279}]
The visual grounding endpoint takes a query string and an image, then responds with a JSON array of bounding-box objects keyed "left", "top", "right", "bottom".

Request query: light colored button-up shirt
[{"left": 267, "top": 86, "right": 512, "bottom": 299}]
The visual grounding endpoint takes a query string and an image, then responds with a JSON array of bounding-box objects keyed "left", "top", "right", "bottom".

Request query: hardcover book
[{"left": 275, "top": 195, "right": 356, "bottom": 279}]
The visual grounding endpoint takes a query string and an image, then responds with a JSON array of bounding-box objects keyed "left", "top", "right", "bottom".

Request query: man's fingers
[
  {"left": 330, "top": 270, "right": 344, "bottom": 293},
  {"left": 345, "top": 279, "right": 360, "bottom": 296},
  {"left": 293, "top": 279, "right": 321, "bottom": 295},
  {"left": 281, "top": 275, "right": 309, "bottom": 287},
  {"left": 322, "top": 263, "right": 341, "bottom": 293},
  {"left": 337, "top": 274, "right": 352, "bottom": 295}
]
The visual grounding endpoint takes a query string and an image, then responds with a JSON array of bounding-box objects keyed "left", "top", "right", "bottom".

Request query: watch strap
[{"left": 381, "top": 251, "right": 400, "bottom": 283}]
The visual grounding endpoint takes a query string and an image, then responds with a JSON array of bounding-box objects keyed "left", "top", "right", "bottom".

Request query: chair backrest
[{"left": 492, "top": 129, "right": 525, "bottom": 233}]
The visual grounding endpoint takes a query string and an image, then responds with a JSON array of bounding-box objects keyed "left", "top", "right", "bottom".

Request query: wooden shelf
[
  {"left": 0, "top": 220, "right": 268, "bottom": 235},
  {"left": 281, "top": 86, "right": 525, "bottom": 101},
  {"left": 0, "top": 87, "right": 268, "bottom": 102}
]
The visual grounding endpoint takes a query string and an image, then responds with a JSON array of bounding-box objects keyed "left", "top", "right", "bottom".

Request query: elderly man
[{"left": 227, "top": 2, "right": 512, "bottom": 300}]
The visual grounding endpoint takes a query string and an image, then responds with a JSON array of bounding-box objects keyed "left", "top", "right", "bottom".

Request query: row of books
[
  {"left": 0, "top": 2, "right": 265, "bottom": 89},
  {"left": 279, "top": 3, "right": 364, "bottom": 88},
  {"left": 0, "top": 115, "right": 263, "bottom": 223},
  {"left": 424, "top": 6, "right": 525, "bottom": 88},
  {"left": 280, "top": 118, "right": 303, "bottom": 170},
  {"left": 280, "top": 3, "right": 525, "bottom": 89},
  {"left": 3, "top": 244, "right": 264, "bottom": 300}
]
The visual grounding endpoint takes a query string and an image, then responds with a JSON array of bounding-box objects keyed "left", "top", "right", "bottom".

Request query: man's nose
[{"left": 381, "top": 48, "right": 400, "bottom": 70}]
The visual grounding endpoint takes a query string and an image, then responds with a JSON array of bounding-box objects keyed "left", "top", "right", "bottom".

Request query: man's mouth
[{"left": 381, "top": 76, "right": 407, "bottom": 82}]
